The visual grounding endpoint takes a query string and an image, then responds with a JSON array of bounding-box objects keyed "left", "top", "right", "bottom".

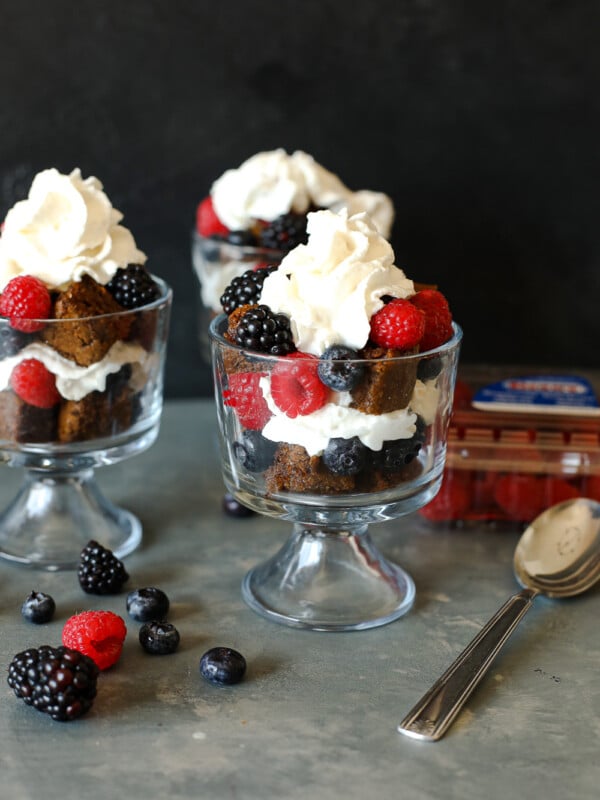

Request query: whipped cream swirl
[
  {"left": 0, "top": 168, "right": 146, "bottom": 291},
  {"left": 259, "top": 209, "right": 414, "bottom": 355},
  {"left": 211, "top": 149, "right": 394, "bottom": 237}
]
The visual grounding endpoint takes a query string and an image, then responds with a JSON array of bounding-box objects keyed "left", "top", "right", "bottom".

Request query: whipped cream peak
[
  {"left": 259, "top": 209, "right": 414, "bottom": 355},
  {"left": 210, "top": 149, "right": 394, "bottom": 237},
  {"left": 0, "top": 168, "right": 146, "bottom": 291}
]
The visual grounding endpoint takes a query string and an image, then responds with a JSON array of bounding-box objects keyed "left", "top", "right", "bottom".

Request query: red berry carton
[{"left": 420, "top": 365, "right": 600, "bottom": 527}]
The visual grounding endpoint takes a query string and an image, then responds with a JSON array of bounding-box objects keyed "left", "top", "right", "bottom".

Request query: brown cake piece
[
  {"left": 0, "top": 391, "right": 58, "bottom": 443},
  {"left": 57, "top": 367, "right": 136, "bottom": 443},
  {"left": 264, "top": 443, "right": 356, "bottom": 495},
  {"left": 356, "top": 457, "right": 423, "bottom": 493},
  {"left": 41, "top": 275, "right": 132, "bottom": 367},
  {"left": 350, "top": 343, "right": 418, "bottom": 414}
]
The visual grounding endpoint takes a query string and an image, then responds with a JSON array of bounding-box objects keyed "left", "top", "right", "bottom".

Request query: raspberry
[
  {"left": 419, "top": 470, "right": 472, "bottom": 522},
  {"left": 493, "top": 474, "right": 546, "bottom": 522},
  {"left": 270, "top": 353, "right": 329, "bottom": 418},
  {"left": 410, "top": 289, "right": 453, "bottom": 351},
  {"left": 369, "top": 298, "right": 425, "bottom": 350},
  {"left": 0, "top": 275, "right": 51, "bottom": 333},
  {"left": 223, "top": 371, "right": 271, "bottom": 430},
  {"left": 62, "top": 610, "right": 127, "bottom": 671},
  {"left": 78, "top": 540, "right": 129, "bottom": 595},
  {"left": 196, "top": 195, "right": 229, "bottom": 237},
  {"left": 7, "top": 645, "right": 99, "bottom": 722},
  {"left": 10, "top": 358, "right": 61, "bottom": 408}
]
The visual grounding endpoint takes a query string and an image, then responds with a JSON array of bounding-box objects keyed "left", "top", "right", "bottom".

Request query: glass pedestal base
[
  {"left": 241, "top": 524, "right": 415, "bottom": 631},
  {"left": 0, "top": 468, "right": 141, "bottom": 571}
]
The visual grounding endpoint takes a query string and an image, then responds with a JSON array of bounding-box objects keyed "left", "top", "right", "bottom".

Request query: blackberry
[
  {"left": 318, "top": 345, "right": 365, "bottom": 391},
  {"left": 139, "top": 620, "right": 180, "bottom": 655},
  {"left": 259, "top": 212, "right": 308, "bottom": 253},
  {"left": 322, "top": 437, "right": 368, "bottom": 476},
  {"left": 200, "top": 646, "right": 247, "bottom": 686},
  {"left": 78, "top": 540, "right": 129, "bottom": 595},
  {"left": 235, "top": 304, "right": 296, "bottom": 355},
  {"left": 106, "top": 264, "right": 161, "bottom": 309},
  {"left": 126, "top": 587, "right": 170, "bottom": 622},
  {"left": 378, "top": 416, "right": 427, "bottom": 471},
  {"left": 21, "top": 590, "right": 56, "bottom": 624},
  {"left": 220, "top": 265, "right": 278, "bottom": 314},
  {"left": 222, "top": 493, "right": 255, "bottom": 518},
  {"left": 233, "top": 429, "right": 278, "bottom": 472},
  {"left": 7, "top": 645, "right": 99, "bottom": 722}
]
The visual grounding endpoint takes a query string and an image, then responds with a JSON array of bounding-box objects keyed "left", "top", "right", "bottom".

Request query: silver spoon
[{"left": 397, "top": 497, "right": 600, "bottom": 742}]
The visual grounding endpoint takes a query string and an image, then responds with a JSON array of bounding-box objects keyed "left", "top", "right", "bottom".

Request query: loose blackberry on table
[
  {"left": 78, "top": 540, "right": 129, "bottom": 595},
  {"left": 220, "top": 264, "right": 278, "bottom": 314},
  {"left": 234, "top": 304, "right": 296, "bottom": 355},
  {"left": 7, "top": 645, "right": 99, "bottom": 722}
]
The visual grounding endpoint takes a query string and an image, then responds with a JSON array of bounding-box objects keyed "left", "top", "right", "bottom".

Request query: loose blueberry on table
[
  {"left": 139, "top": 620, "right": 180, "bottom": 655},
  {"left": 126, "top": 587, "right": 170, "bottom": 622},
  {"left": 200, "top": 647, "right": 247, "bottom": 686},
  {"left": 21, "top": 590, "right": 56, "bottom": 624}
]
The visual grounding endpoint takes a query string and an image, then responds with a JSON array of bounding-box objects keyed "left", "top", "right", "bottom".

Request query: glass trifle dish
[
  {"left": 210, "top": 209, "right": 462, "bottom": 631},
  {"left": 193, "top": 148, "right": 394, "bottom": 359},
  {"left": 0, "top": 168, "right": 172, "bottom": 570}
]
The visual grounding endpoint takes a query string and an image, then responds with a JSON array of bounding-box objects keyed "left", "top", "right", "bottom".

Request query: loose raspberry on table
[
  {"left": 196, "top": 195, "right": 229, "bottom": 238},
  {"left": 62, "top": 610, "right": 127, "bottom": 671},
  {"left": 0, "top": 275, "right": 52, "bottom": 333},
  {"left": 10, "top": 358, "right": 61, "bottom": 408},
  {"left": 223, "top": 371, "right": 271, "bottom": 430},
  {"left": 369, "top": 298, "right": 425, "bottom": 350},
  {"left": 410, "top": 289, "right": 454, "bottom": 351},
  {"left": 270, "top": 352, "right": 329, "bottom": 418}
]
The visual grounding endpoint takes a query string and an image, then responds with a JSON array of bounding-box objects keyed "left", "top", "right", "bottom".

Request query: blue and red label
[{"left": 472, "top": 375, "right": 600, "bottom": 415}]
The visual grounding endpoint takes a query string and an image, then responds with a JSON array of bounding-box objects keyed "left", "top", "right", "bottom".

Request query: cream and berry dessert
[
  {"left": 193, "top": 149, "right": 395, "bottom": 318},
  {"left": 211, "top": 209, "right": 461, "bottom": 497},
  {"left": 0, "top": 168, "right": 170, "bottom": 446}
]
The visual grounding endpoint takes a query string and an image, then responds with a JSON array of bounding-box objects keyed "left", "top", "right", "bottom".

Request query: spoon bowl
[{"left": 398, "top": 497, "right": 600, "bottom": 741}]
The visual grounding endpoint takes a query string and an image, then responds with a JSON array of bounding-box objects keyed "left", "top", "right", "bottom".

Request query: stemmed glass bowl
[
  {"left": 210, "top": 314, "right": 462, "bottom": 631},
  {"left": 0, "top": 278, "right": 172, "bottom": 570}
]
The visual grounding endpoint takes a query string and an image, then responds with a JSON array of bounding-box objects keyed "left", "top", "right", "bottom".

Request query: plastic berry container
[{"left": 420, "top": 365, "right": 600, "bottom": 528}]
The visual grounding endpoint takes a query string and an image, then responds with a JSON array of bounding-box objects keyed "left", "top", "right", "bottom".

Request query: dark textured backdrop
[{"left": 1, "top": 0, "right": 598, "bottom": 396}]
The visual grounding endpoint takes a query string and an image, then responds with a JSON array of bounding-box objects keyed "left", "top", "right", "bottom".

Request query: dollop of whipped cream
[
  {"left": 211, "top": 149, "right": 394, "bottom": 237},
  {"left": 259, "top": 209, "right": 414, "bottom": 355},
  {"left": 0, "top": 168, "right": 146, "bottom": 291}
]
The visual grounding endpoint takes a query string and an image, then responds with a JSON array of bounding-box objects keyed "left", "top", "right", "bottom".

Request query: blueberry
[
  {"left": 126, "top": 587, "right": 170, "bottom": 622},
  {"left": 378, "top": 416, "right": 427, "bottom": 471},
  {"left": 0, "top": 326, "right": 32, "bottom": 358},
  {"left": 417, "top": 355, "right": 443, "bottom": 382},
  {"left": 139, "top": 620, "right": 180, "bottom": 655},
  {"left": 222, "top": 493, "right": 255, "bottom": 518},
  {"left": 200, "top": 647, "right": 247, "bottom": 686},
  {"left": 317, "top": 345, "right": 365, "bottom": 391},
  {"left": 322, "top": 436, "right": 368, "bottom": 476},
  {"left": 21, "top": 591, "right": 56, "bottom": 624},
  {"left": 233, "top": 430, "right": 277, "bottom": 472}
]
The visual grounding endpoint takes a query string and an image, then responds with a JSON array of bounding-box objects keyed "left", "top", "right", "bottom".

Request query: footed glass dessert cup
[
  {"left": 192, "top": 231, "right": 283, "bottom": 361},
  {"left": 0, "top": 278, "right": 172, "bottom": 570},
  {"left": 210, "top": 315, "right": 462, "bottom": 631}
]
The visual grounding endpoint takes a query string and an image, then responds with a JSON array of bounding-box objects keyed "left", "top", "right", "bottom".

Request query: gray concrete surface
[{"left": 1, "top": 400, "right": 598, "bottom": 799}]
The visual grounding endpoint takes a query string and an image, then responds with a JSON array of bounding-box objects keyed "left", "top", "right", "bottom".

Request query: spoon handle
[{"left": 397, "top": 587, "right": 538, "bottom": 741}]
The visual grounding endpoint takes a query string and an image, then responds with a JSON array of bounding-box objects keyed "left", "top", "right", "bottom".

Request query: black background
[{"left": 1, "top": 0, "right": 598, "bottom": 397}]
